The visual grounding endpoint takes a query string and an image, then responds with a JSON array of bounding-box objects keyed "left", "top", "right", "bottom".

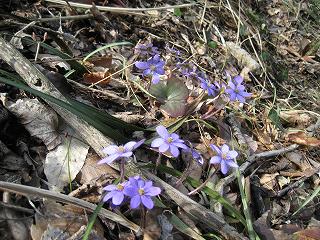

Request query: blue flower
[
  {"left": 124, "top": 177, "right": 161, "bottom": 209},
  {"left": 98, "top": 140, "right": 144, "bottom": 165},
  {"left": 225, "top": 75, "right": 251, "bottom": 103},
  {"left": 151, "top": 125, "right": 188, "bottom": 157},
  {"left": 210, "top": 144, "right": 239, "bottom": 174},
  {"left": 135, "top": 55, "right": 165, "bottom": 84},
  {"left": 103, "top": 182, "right": 127, "bottom": 205}
]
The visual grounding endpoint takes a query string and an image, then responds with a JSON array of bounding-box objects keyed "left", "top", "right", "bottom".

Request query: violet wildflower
[
  {"left": 135, "top": 55, "right": 165, "bottom": 84},
  {"left": 191, "top": 148, "right": 204, "bottom": 165},
  {"left": 98, "top": 140, "right": 144, "bottom": 165},
  {"left": 135, "top": 43, "right": 159, "bottom": 56},
  {"left": 177, "top": 62, "right": 196, "bottom": 78},
  {"left": 124, "top": 177, "right": 161, "bottom": 209},
  {"left": 225, "top": 75, "right": 251, "bottom": 103},
  {"left": 151, "top": 125, "right": 188, "bottom": 157},
  {"left": 210, "top": 144, "right": 239, "bottom": 175},
  {"left": 103, "top": 182, "right": 127, "bottom": 205},
  {"left": 200, "top": 78, "right": 219, "bottom": 97}
]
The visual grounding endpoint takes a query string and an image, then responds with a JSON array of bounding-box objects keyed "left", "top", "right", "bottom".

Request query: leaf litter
[{"left": 0, "top": 0, "right": 319, "bottom": 239}]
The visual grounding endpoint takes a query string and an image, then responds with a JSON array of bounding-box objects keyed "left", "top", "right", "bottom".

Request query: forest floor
[{"left": 0, "top": 1, "right": 319, "bottom": 240}]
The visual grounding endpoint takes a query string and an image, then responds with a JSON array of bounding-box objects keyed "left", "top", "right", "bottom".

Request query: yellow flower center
[
  {"left": 117, "top": 184, "right": 124, "bottom": 191},
  {"left": 118, "top": 146, "right": 125, "bottom": 152},
  {"left": 167, "top": 137, "right": 173, "bottom": 143},
  {"left": 150, "top": 64, "right": 156, "bottom": 71},
  {"left": 138, "top": 188, "right": 145, "bottom": 196},
  {"left": 222, "top": 153, "right": 227, "bottom": 159}
]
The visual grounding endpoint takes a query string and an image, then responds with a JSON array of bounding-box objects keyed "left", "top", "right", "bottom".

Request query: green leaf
[
  {"left": 82, "top": 201, "right": 104, "bottom": 240},
  {"left": 268, "top": 108, "right": 284, "bottom": 130},
  {"left": 149, "top": 79, "right": 189, "bottom": 117},
  {"left": 208, "top": 41, "right": 218, "bottom": 49},
  {"left": 174, "top": 8, "right": 182, "bottom": 17}
]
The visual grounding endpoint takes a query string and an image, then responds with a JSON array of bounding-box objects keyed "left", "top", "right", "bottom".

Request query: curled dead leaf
[
  {"left": 83, "top": 71, "right": 112, "bottom": 86},
  {"left": 286, "top": 131, "right": 320, "bottom": 147}
]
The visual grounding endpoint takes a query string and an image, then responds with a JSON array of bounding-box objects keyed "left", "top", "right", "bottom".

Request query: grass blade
[
  {"left": 292, "top": 185, "right": 320, "bottom": 216},
  {"left": 169, "top": 212, "right": 206, "bottom": 240},
  {"left": 83, "top": 41, "right": 132, "bottom": 62},
  {"left": 0, "top": 77, "right": 128, "bottom": 143},
  {"left": 83, "top": 201, "right": 104, "bottom": 240}
]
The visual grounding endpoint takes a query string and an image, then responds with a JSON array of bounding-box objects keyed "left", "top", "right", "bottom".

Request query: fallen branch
[
  {"left": 0, "top": 181, "right": 141, "bottom": 233},
  {"left": 0, "top": 37, "right": 246, "bottom": 240}
]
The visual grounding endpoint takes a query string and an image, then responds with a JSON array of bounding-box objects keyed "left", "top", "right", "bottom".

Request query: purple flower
[
  {"left": 210, "top": 144, "right": 239, "bottom": 174},
  {"left": 191, "top": 148, "right": 204, "bottom": 165},
  {"left": 151, "top": 125, "right": 188, "bottom": 157},
  {"left": 165, "top": 44, "right": 181, "bottom": 56},
  {"left": 98, "top": 140, "right": 144, "bottom": 165},
  {"left": 225, "top": 75, "right": 251, "bottom": 103},
  {"left": 135, "top": 43, "right": 159, "bottom": 56},
  {"left": 103, "top": 182, "right": 127, "bottom": 205},
  {"left": 177, "top": 62, "right": 196, "bottom": 78},
  {"left": 135, "top": 55, "right": 165, "bottom": 84},
  {"left": 200, "top": 78, "right": 217, "bottom": 96},
  {"left": 124, "top": 177, "right": 161, "bottom": 209}
]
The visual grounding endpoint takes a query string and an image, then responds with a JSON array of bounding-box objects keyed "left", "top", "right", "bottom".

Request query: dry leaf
[
  {"left": 286, "top": 131, "right": 320, "bottom": 147},
  {"left": 83, "top": 71, "right": 112, "bottom": 86},
  {"left": 30, "top": 200, "right": 105, "bottom": 240},
  {"left": 44, "top": 125, "right": 89, "bottom": 191},
  {"left": 5, "top": 98, "right": 61, "bottom": 150},
  {"left": 279, "top": 110, "right": 312, "bottom": 127},
  {"left": 77, "top": 152, "right": 119, "bottom": 184},
  {"left": 293, "top": 228, "right": 320, "bottom": 240}
]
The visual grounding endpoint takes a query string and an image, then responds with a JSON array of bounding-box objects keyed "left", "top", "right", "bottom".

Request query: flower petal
[
  {"left": 102, "top": 145, "right": 118, "bottom": 155},
  {"left": 151, "top": 138, "right": 165, "bottom": 148},
  {"left": 210, "top": 156, "right": 221, "bottom": 164},
  {"left": 152, "top": 74, "right": 160, "bottom": 84},
  {"left": 234, "top": 75, "right": 243, "bottom": 84},
  {"left": 169, "top": 145, "right": 180, "bottom": 157},
  {"left": 133, "top": 139, "right": 145, "bottom": 149},
  {"left": 130, "top": 195, "right": 141, "bottom": 209},
  {"left": 137, "top": 179, "right": 145, "bottom": 188},
  {"left": 135, "top": 61, "right": 149, "bottom": 70},
  {"left": 220, "top": 160, "right": 229, "bottom": 175},
  {"left": 124, "top": 141, "right": 138, "bottom": 151},
  {"left": 124, "top": 186, "right": 137, "bottom": 197},
  {"left": 120, "top": 151, "right": 133, "bottom": 158},
  {"left": 237, "top": 95, "right": 246, "bottom": 103},
  {"left": 221, "top": 144, "right": 230, "bottom": 154},
  {"left": 227, "top": 150, "right": 238, "bottom": 159},
  {"left": 226, "top": 159, "right": 239, "bottom": 168},
  {"left": 241, "top": 91, "right": 252, "bottom": 98},
  {"left": 145, "top": 186, "right": 161, "bottom": 196},
  {"left": 173, "top": 142, "right": 188, "bottom": 150},
  {"left": 210, "top": 144, "right": 221, "bottom": 155},
  {"left": 156, "top": 125, "right": 169, "bottom": 139},
  {"left": 98, "top": 154, "right": 120, "bottom": 164},
  {"left": 112, "top": 192, "right": 124, "bottom": 205},
  {"left": 103, "top": 184, "right": 117, "bottom": 191},
  {"left": 141, "top": 195, "right": 154, "bottom": 209},
  {"left": 228, "top": 81, "right": 236, "bottom": 90},
  {"left": 159, "top": 143, "right": 170, "bottom": 153},
  {"left": 103, "top": 191, "right": 115, "bottom": 202}
]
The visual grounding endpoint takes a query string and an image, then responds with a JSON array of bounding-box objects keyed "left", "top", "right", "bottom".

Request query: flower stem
[
  {"left": 120, "top": 158, "right": 125, "bottom": 181},
  {"left": 140, "top": 205, "right": 146, "bottom": 230},
  {"left": 154, "top": 153, "right": 162, "bottom": 173},
  {"left": 188, "top": 169, "right": 216, "bottom": 195}
]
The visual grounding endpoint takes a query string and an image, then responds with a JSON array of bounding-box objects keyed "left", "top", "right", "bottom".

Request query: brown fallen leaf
[
  {"left": 293, "top": 228, "right": 320, "bottom": 240},
  {"left": 286, "top": 131, "right": 320, "bottom": 147},
  {"left": 83, "top": 71, "right": 112, "bottom": 86}
]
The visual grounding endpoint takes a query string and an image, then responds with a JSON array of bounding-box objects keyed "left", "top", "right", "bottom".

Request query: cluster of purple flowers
[{"left": 103, "top": 176, "right": 161, "bottom": 209}]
